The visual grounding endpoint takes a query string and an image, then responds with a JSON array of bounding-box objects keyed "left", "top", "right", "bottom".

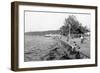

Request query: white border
[{"left": 19, "top": 5, "right": 96, "bottom": 68}]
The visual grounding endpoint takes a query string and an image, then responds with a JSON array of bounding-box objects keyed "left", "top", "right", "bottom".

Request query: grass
[
  {"left": 24, "top": 34, "right": 90, "bottom": 62},
  {"left": 69, "top": 37, "right": 90, "bottom": 57},
  {"left": 24, "top": 35, "right": 58, "bottom": 61}
]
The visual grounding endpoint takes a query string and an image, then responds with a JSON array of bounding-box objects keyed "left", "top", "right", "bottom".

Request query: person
[
  {"left": 72, "top": 42, "right": 81, "bottom": 59},
  {"left": 80, "top": 35, "right": 84, "bottom": 43}
]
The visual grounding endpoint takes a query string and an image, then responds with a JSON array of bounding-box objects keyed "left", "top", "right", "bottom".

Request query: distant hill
[{"left": 25, "top": 30, "right": 60, "bottom": 36}]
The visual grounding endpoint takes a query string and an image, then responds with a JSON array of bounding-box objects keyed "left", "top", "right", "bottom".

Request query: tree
[{"left": 60, "top": 15, "right": 89, "bottom": 36}]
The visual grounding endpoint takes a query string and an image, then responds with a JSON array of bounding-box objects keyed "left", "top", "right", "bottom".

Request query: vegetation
[{"left": 60, "top": 15, "right": 89, "bottom": 36}]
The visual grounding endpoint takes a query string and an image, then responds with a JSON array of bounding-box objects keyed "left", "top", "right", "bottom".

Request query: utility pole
[{"left": 68, "top": 23, "right": 71, "bottom": 42}]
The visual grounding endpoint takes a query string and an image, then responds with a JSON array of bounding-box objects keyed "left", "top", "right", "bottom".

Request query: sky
[{"left": 25, "top": 11, "right": 91, "bottom": 32}]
